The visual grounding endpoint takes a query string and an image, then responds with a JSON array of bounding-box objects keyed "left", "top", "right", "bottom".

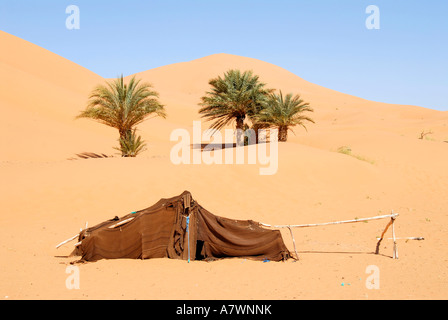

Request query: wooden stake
[
  {"left": 392, "top": 217, "right": 398, "bottom": 259},
  {"left": 288, "top": 226, "right": 299, "bottom": 260},
  {"left": 56, "top": 221, "right": 88, "bottom": 249},
  {"left": 375, "top": 217, "right": 394, "bottom": 255},
  {"left": 108, "top": 217, "right": 135, "bottom": 229},
  {"left": 56, "top": 233, "right": 80, "bottom": 249}
]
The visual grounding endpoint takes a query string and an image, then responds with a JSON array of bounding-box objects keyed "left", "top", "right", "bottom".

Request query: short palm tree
[
  {"left": 114, "top": 128, "right": 147, "bottom": 157},
  {"left": 77, "top": 75, "right": 166, "bottom": 156},
  {"left": 255, "top": 91, "right": 314, "bottom": 142},
  {"left": 199, "top": 69, "right": 273, "bottom": 143}
]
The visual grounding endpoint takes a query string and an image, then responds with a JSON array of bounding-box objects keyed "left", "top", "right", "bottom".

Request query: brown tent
[{"left": 72, "top": 191, "right": 291, "bottom": 262}]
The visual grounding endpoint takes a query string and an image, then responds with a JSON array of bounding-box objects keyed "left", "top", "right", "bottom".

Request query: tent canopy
[{"left": 72, "top": 191, "right": 291, "bottom": 262}]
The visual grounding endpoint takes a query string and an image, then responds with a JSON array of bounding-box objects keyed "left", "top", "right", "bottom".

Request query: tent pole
[
  {"left": 375, "top": 216, "right": 394, "bottom": 256},
  {"left": 261, "top": 213, "right": 401, "bottom": 260},
  {"left": 186, "top": 216, "right": 190, "bottom": 263},
  {"left": 55, "top": 221, "right": 88, "bottom": 249},
  {"left": 55, "top": 233, "right": 79, "bottom": 249},
  {"left": 392, "top": 214, "right": 398, "bottom": 259},
  {"left": 376, "top": 237, "right": 423, "bottom": 241},
  {"left": 261, "top": 213, "right": 399, "bottom": 229},
  {"left": 288, "top": 226, "right": 299, "bottom": 260}
]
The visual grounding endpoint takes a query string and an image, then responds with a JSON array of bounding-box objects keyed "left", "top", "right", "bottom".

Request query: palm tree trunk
[
  {"left": 236, "top": 117, "right": 244, "bottom": 146},
  {"left": 252, "top": 122, "right": 262, "bottom": 144},
  {"left": 278, "top": 126, "right": 288, "bottom": 142},
  {"left": 119, "top": 128, "right": 132, "bottom": 157},
  {"left": 119, "top": 129, "right": 130, "bottom": 140}
]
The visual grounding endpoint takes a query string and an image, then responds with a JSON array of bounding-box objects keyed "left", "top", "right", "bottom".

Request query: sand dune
[
  {"left": 130, "top": 53, "right": 448, "bottom": 148},
  {"left": 1, "top": 31, "right": 448, "bottom": 300},
  {"left": 0, "top": 31, "right": 114, "bottom": 161}
]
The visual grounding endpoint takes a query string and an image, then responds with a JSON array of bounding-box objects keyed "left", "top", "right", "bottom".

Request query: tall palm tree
[
  {"left": 77, "top": 75, "right": 166, "bottom": 156},
  {"left": 255, "top": 91, "right": 314, "bottom": 142},
  {"left": 198, "top": 69, "right": 273, "bottom": 143}
]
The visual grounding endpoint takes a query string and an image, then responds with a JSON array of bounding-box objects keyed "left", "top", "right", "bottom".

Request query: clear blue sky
[{"left": 1, "top": 0, "right": 447, "bottom": 110}]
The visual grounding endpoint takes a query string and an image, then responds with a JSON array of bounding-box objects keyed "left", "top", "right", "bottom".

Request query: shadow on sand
[
  {"left": 191, "top": 141, "right": 270, "bottom": 151},
  {"left": 68, "top": 152, "right": 111, "bottom": 160}
]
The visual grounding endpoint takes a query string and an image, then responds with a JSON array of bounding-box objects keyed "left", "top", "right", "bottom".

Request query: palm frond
[
  {"left": 114, "top": 128, "right": 147, "bottom": 157},
  {"left": 198, "top": 69, "right": 272, "bottom": 130},
  {"left": 77, "top": 75, "right": 165, "bottom": 134},
  {"left": 253, "top": 90, "right": 315, "bottom": 141}
]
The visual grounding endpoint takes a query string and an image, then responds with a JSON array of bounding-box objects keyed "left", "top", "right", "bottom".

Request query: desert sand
[{"left": 1, "top": 30, "right": 448, "bottom": 300}]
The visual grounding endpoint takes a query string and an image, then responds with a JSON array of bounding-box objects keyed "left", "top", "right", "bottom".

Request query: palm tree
[
  {"left": 114, "top": 128, "right": 147, "bottom": 157},
  {"left": 77, "top": 75, "right": 166, "bottom": 156},
  {"left": 254, "top": 91, "right": 314, "bottom": 142},
  {"left": 198, "top": 69, "right": 273, "bottom": 143}
]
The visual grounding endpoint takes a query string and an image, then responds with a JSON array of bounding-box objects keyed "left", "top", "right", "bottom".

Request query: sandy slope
[
  {"left": 0, "top": 31, "right": 115, "bottom": 161},
  {"left": 1, "top": 32, "right": 448, "bottom": 300}
]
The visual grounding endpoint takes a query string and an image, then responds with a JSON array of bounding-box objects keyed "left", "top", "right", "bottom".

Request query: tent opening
[{"left": 195, "top": 240, "right": 205, "bottom": 260}]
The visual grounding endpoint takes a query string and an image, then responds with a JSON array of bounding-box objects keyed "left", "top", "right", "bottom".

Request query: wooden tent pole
[
  {"left": 186, "top": 216, "right": 191, "bottom": 263},
  {"left": 374, "top": 218, "right": 393, "bottom": 255},
  {"left": 56, "top": 233, "right": 79, "bottom": 249},
  {"left": 261, "top": 213, "right": 399, "bottom": 229},
  {"left": 261, "top": 213, "right": 401, "bottom": 260},
  {"left": 56, "top": 222, "right": 89, "bottom": 249},
  {"left": 288, "top": 226, "right": 299, "bottom": 260},
  {"left": 376, "top": 237, "right": 423, "bottom": 241},
  {"left": 392, "top": 216, "right": 398, "bottom": 259},
  {"left": 375, "top": 211, "right": 399, "bottom": 259},
  {"left": 108, "top": 217, "right": 135, "bottom": 229}
]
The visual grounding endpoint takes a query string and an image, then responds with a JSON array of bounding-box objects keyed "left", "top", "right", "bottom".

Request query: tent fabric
[{"left": 72, "top": 191, "right": 291, "bottom": 262}]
